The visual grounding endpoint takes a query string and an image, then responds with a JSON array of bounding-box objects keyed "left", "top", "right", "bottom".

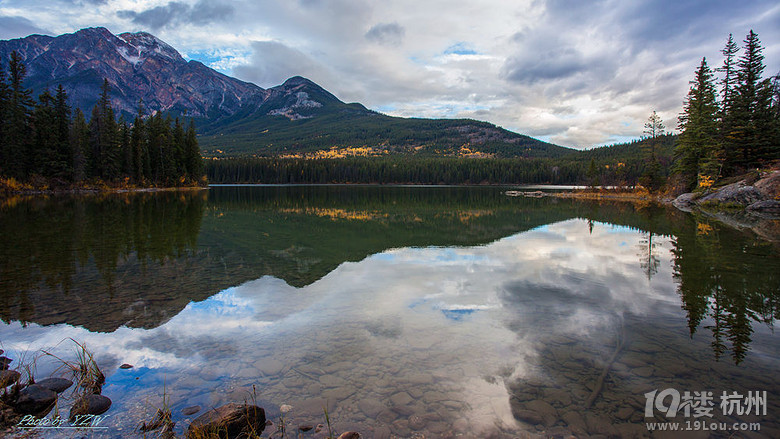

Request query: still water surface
[{"left": 1, "top": 186, "right": 778, "bottom": 438}]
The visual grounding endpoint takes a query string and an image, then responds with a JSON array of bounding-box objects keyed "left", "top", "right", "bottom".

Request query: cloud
[
  {"left": 117, "top": 0, "right": 234, "bottom": 30},
  {"left": 3, "top": 0, "right": 780, "bottom": 148},
  {"left": 232, "top": 40, "right": 330, "bottom": 88},
  {"left": 0, "top": 16, "right": 51, "bottom": 39},
  {"left": 365, "top": 22, "right": 405, "bottom": 46}
]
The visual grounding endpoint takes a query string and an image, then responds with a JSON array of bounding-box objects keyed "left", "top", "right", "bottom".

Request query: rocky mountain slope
[{"left": 0, "top": 27, "right": 266, "bottom": 119}]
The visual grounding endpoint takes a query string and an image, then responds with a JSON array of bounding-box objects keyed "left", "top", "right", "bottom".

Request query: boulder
[
  {"left": 337, "top": 432, "right": 360, "bottom": 439},
  {"left": 69, "top": 394, "right": 112, "bottom": 420},
  {"left": 699, "top": 183, "right": 764, "bottom": 206},
  {"left": 754, "top": 170, "right": 780, "bottom": 198},
  {"left": 672, "top": 192, "right": 697, "bottom": 211},
  {"left": 187, "top": 403, "right": 266, "bottom": 439},
  {"left": 15, "top": 384, "right": 57, "bottom": 415},
  {"left": 36, "top": 377, "right": 73, "bottom": 394}
]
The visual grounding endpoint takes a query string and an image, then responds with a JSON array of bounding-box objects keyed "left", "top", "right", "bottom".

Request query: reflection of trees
[
  {"left": 638, "top": 231, "right": 660, "bottom": 281},
  {"left": 0, "top": 191, "right": 207, "bottom": 329},
  {"left": 672, "top": 219, "right": 780, "bottom": 364}
]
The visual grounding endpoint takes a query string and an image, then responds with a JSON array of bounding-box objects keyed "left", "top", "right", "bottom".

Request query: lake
[{"left": 1, "top": 186, "right": 778, "bottom": 438}]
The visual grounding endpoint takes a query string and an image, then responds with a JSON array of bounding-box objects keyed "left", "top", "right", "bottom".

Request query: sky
[{"left": 1, "top": 0, "right": 779, "bottom": 149}]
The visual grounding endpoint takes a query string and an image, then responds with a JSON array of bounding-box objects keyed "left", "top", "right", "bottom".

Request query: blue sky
[{"left": 1, "top": 0, "right": 779, "bottom": 148}]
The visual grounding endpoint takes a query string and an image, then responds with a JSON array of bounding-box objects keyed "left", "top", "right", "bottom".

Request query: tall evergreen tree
[
  {"left": 130, "top": 101, "right": 148, "bottom": 183},
  {"left": 0, "top": 64, "right": 9, "bottom": 169},
  {"left": 70, "top": 108, "right": 90, "bottom": 182},
  {"left": 184, "top": 120, "right": 203, "bottom": 180},
  {"left": 88, "top": 79, "right": 119, "bottom": 179},
  {"left": 54, "top": 85, "right": 72, "bottom": 177},
  {"left": 676, "top": 57, "right": 720, "bottom": 190},
  {"left": 718, "top": 34, "right": 740, "bottom": 112},
  {"left": 729, "top": 30, "right": 772, "bottom": 170},
  {"left": 4, "top": 51, "right": 35, "bottom": 178},
  {"left": 641, "top": 111, "right": 665, "bottom": 190},
  {"left": 32, "top": 90, "right": 59, "bottom": 176}
]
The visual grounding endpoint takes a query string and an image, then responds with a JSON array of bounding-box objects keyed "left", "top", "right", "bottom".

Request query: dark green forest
[
  {"left": 205, "top": 135, "right": 675, "bottom": 185},
  {"left": 674, "top": 31, "right": 780, "bottom": 190},
  {"left": 0, "top": 51, "right": 204, "bottom": 189}
]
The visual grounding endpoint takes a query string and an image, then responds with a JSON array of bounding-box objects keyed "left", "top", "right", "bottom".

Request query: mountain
[
  {"left": 0, "top": 28, "right": 573, "bottom": 158},
  {"left": 0, "top": 27, "right": 266, "bottom": 119}
]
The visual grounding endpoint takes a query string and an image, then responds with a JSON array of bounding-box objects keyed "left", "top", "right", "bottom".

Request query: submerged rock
[
  {"left": 15, "top": 385, "right": 57, "bottom": 415},
  {"left": 187, "top": 403, "right": 266, "bottom": 439},
  {"left": 36, "top": 377, "right": 73, "bottom": 394},
  {"left": 119, "top": 364, "right": 134, "bottom": 369},
  {"left": 0, "top": 370, "right": 20, "bottom": 388},
  {"left": 69, "top": 394, "right": 112, "bottom": 420},
  {"left": 182, "top": 405, "right": 201, "bottom": 416},
  {"left": 337, "top": 432, "right": 361, "bottom": 439},
  {"left": 747, "top": 199, "right": 780, "bottom": 216}
]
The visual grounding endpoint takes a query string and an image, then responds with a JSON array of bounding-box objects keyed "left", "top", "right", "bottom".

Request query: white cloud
[{"left": 2, "top": 0, "right": 779, "bottom": 148}]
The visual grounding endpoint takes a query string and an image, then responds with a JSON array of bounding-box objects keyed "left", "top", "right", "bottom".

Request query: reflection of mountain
[{"left": 1, "top": 186, "right": 778, "bottom": 344}]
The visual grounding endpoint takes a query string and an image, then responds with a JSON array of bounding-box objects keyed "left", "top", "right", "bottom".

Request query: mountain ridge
[{"left": 0, "top": 27, "right": 573, "bottom": 158}]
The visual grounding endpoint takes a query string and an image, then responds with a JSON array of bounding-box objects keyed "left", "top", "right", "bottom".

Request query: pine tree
[
  {"left": 70, "top": 108, "right": 89, "bottom": 182},
  {"left": 0, "top": 64, "right": 9, "bottom": 170},
  {"left": 184, "top": 120, "right": 203, "bottom": 181},
  {"left": 32, "top": 90, "right": 59, "bottom": 176},
  {"left": 4, "top": 51, "right": 34, "bottom": 178},
  {"left": 676, "top": 57, "right": 720, "bottom": 190},
  {"left": 130, "top": 100, "right": 147, "bottom": 183},
  {"left": 729, "top": 30, "right": 772, "bottom": 170},
  {"left": 54, "top": 85, "right": 72, "bottom": 177},
  {"left": 718, "top": 34, "right": 740, "bottom": 113},
  {"left": 641, "top": 111, "right": 665, "bottom": 190},
  {"left": 88, "top": 79, "right": 119, "bottom": 179}
]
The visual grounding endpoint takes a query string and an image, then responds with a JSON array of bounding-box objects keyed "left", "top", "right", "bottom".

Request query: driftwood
[{"left": 584, "top": 321, "right": 625, "bottom": 408}]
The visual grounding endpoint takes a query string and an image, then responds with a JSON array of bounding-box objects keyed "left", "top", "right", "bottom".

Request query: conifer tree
[
  {"left": 130, "top": 100, "right": 147, "bottom": 183},
  {"left": 0, "top": 64, "right": 8, "bottom": 168},
  {"left": 729, "top": 30, "right": 772, "bottom": 170},
  {"left": 4, "top": 51, "right": 34, "bottom": 178},
  {"left": 184, "top": 120, "right": 203, "bottom": 180},
  {"left": 54, "top": 85, "right": 72, "bottom": 177},
  {"left": 641, "top": 111, "right": 665, "bottom": 190},
  {"left": 70, "top": 108, "right": 89, "bottom": 182},
  {"left": 33, "top": 90, "right": 59, "bottom": 176},
  {"left": 676, "top": 57, "right": 720, "bottom": 190},
  {"left": 89, "top": 79, "right": 119, "bottom": 179}
]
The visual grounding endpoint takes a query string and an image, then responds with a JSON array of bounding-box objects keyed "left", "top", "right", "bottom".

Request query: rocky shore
[{"left": 671, "top": 170, "right": 780, "bottom": 241}]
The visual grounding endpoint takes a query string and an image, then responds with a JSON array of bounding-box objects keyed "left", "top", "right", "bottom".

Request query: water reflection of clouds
[{"left": 0, "top": 218, "right": 686, "bottom": 436}]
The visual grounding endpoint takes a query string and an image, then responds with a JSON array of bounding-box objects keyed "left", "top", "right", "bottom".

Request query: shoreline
[{"left": 1, "top": 185, "right": 209, "bottom": 199}]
